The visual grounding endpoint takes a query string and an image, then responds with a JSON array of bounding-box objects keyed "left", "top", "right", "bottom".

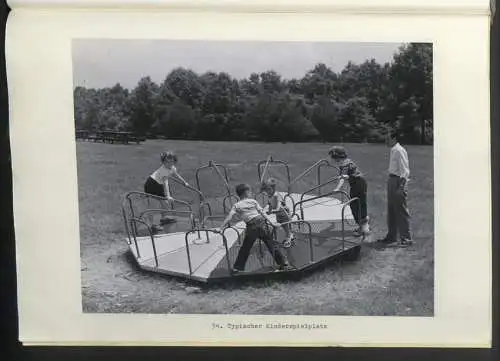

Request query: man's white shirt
[{"left": 388, "top": 143, "right": 410, "bottom": 180}]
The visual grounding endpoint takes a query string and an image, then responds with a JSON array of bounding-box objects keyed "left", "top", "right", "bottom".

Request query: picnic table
[{"left": 76, "top": 130, "right": 146, "bottom": 144}]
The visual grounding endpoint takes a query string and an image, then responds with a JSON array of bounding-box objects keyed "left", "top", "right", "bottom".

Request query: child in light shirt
[
  {"left": 219, "top": 183, "right": 293, "bottom": 273},
  {"left": 144, "top": 151, "right": 189, "bottom": 233},
  {"left": 261, "top": 178, "right": 294, "bottom": 248}
]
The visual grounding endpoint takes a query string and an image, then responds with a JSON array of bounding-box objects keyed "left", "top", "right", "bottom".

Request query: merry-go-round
[{"left": 121, "top": 156, "right": 365, "bottom": 283}]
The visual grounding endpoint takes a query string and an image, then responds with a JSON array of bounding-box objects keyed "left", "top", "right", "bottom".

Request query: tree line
[{"left": 74, "top": 43, "right": 433, "bottom": 144}]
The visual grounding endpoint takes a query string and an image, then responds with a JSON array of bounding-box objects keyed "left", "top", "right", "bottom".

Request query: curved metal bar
[
  {"left": 183, "top": 232, "right": 194, "bottom": 275},
  {"left": 317, "top": 162, "right": 340, "bottom": 195},
  {"left": 222, "top": 194, "right": 239, "bottom": 214},
  {"left": 341, "top": 197, "right": 360, "bottom": 251},
  {"left": 289, "top": 158, "right": 331, "bottom": 192},
  {"left": 257, "top": 157, "right": 292, "bottom": 187},
  {"left": 279, "top": 220, "right": 314, "bottom": 263},
  {"left": 127, "top": 195, "right": 138, "bottom": 236},
  {"left": 299, "top": 175, "right": 342, "bottom": 204},
  {"left": 185, "top": 228, "right": 232, "bottom": 275},
  {"left": 198, "top": 201, "right": 213, "bottom": 224},
  {"left": 283, "top": 193, "right": 295, "bottom": 212},
  {"left": 202, "top": 215, "right": 226, "bottom": 229},
  {"left": 211, "top": 162, "right": 232, "bottom": 197},
  {"left": 137, "top": 209, "right": 196, "bottom": 230},
  {"left": 258, "top": 155, "right": 272, "bottom": 183},
  {"left": 293, "top": 190, "right": 351, "bottom": 220},
  {"left": 195, "top": 161, "right": 232, "bottom": 199},
  {"left": 223, "top": 225, "right": 242, "bottom": 246},
  {"left": 195, "top": 165, "right": 208, "bottom": 193},
  {"left": 128, "top": 219, "right": 141, "bottom": 258},
  {"left": 124, "top": 191, "right": 194, "bottom": 214},
  {"left": 122, "top": 207, "right": 132, "bottom": 245},
  {"left": 129, "top": 217, "right": 158, "bottom": 267},
  {"left": 167, "top": 175, "right": 206, "bottom": 201}
]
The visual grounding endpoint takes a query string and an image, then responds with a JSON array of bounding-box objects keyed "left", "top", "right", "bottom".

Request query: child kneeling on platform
[
  {"left": 261, "top": 178, "right": 294, "bottom": 248},
  {"left": 219, "top": 183, "right": 294, "bottom": 273}
]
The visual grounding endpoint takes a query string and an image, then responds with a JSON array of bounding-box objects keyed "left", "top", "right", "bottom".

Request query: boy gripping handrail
[
  {"left": 218, "top": 183, "right": 294, "bottom": 273},
  {"left": 261, "top": 178, "right": 294, "bottom": 248}
]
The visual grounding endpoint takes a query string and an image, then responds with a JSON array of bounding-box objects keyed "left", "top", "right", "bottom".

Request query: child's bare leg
[
  {"left": 282, "top": 223, "right": 293, "bottom": 247},
  {"left": 146, "top": 197, "right": 162, "bottom": 233}
]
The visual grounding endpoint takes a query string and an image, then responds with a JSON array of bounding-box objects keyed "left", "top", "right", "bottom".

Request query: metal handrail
[
  {"left": 258, "top": 155, "right": 272, "bottom": 183},
  {"left": 257, "top": 156, "right": 292, "bottom": 185},
  {"left": 184, "top": 228, "right": 232, "bottom": 276},
  {"left": 122, "top": 207, "right": 132, "bottom": 245},
  {"left": 122, "top": 191, "right": 197, "bottom": 251},
  {"left": 137, "top": 209, "right": 196, "bottom": 230},
  {"left": 129, "top": 217, "right": 158, "bottom": 267},
  {"left": 317, "top": 163, "right": 341, "bottom": 194},
  {"left": 293, "top": 190, "right": 350, "bottom": 220},
  {"left": 198, "top": 200, "right": 213, "bottom": 223},
  {"left": 222, "top": 194, "right": 239, "bottom": 214},
  {"left": 123, "top": 191, "right": 194, "bottom": 214},
  {"left": 223, "top": 224, "right": 243, "bottom": 246},
  {"left": 195, "top": 161, "right": 232, "bottom": 199},
  {"left": 167, "top": 175, "right": 206, "bottom": 201},
  {"left": 288, "top": 158, "right": 331, "bottom": 193},
  {"left": 299, "top": 175, "right": 342, "bottom": 204},
  {"left": 202, "top": 214, "right": 225, "bottom": 226},
  {"left": 283, "top": 193, "right": 295, "bottom": 207},
  {"left": 341, "top": 197, "right": 360, "bottom": 251},
  {"left": 279, "top": 219, "right": 314, "bottom": 263}
]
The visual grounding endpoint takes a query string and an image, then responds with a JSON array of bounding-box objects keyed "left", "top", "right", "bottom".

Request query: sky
[{"left": 72, "top": 40, "right": 403, "bottom": 89}]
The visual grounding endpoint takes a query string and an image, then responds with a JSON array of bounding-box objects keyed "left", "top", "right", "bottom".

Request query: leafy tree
[
  {"left": 126, "top": 76, "right": 159, "bottom": 135},
  {"left": 154, "top": 99, "right": 195, "bottom": 139},
  {"left": 73, "top": 43, "right": 433, "bottom": 144},
  {"left": 386, "top": 43, "right": 433, "bottom": 144}
]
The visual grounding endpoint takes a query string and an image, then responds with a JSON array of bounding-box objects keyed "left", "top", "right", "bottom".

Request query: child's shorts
[
  {"left": 276, "top": 208, "right": 291, "bottom": 224},
  {"left": 144, "top": 176, "right": 165, "bottom": 197}
]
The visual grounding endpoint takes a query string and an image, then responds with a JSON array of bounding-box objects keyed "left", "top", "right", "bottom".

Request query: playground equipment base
[
  {"left": 128, "top": 235, "right": 361, "bottom": 283},
  {"left": 126, "top": 193, "right": 362, "bottom": 283}
]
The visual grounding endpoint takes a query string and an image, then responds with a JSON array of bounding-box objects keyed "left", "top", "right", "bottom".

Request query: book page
[
  {"left": 5, "top": 0, "right": 494, "bottom": 13},
  {"left": 6, "top": 7, "right": 491, "bottom": 346}
]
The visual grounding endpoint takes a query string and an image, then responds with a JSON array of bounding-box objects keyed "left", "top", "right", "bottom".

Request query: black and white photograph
[{"left": 73, "top": 39, "right": 434, "bottom": 316}]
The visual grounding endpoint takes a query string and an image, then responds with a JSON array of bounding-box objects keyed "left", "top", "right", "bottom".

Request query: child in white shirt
[
  {"left": 144, "top": 151, "right": 189, "bottom": 233},
  {"left": 261, "top": 178, "right": 294, "bottom": 248},
  {"left": 219, "top": 183, "right": 293, "bottom": 273}
]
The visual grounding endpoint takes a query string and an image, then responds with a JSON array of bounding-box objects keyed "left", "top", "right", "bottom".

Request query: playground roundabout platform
[{"left": 121, "top": 158, "right": 364, "bottom": 284}]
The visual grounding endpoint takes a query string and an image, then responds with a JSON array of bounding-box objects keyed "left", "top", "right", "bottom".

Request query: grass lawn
[{"left": 78, "top": 139, "right": 434, "bottom": 316}]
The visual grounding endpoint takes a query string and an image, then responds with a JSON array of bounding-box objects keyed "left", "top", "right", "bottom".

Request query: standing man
[{"left": 378, "top": 131, "right": 413, "bottom": 246}]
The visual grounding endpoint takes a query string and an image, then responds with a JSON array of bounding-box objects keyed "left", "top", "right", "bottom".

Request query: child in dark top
[
  {"left": 328, "top": 146, "right": 370, "bottom": 235},
  {"left": 261, "top": 178, "right": 294, "bottom": 248},
  {"left": 219, "top": 183, "right": 293, "bottom": 273}
]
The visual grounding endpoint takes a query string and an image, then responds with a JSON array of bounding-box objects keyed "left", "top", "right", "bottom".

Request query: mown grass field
[{"left": 78, "top": 139, "right": 434, "bottom": 316}]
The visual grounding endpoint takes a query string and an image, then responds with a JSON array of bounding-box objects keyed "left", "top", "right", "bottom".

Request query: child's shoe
[
  {"left": 160, "top": 217, "right": 177, "bottom": 225},
  {"left": 151, "top": 225, "right": 163, "bottom": 234},
  {"left": 353, "top": 227, "right": 362, "bottom": 236},
  {"left": 231, "top": 267, "right": 244, "bottom": 274},
  {"left": 277, "top": 264, "right": 295, "bottom": 272},
  {"left": 282, "top": 238, "right": 293, "bottom": 248}
]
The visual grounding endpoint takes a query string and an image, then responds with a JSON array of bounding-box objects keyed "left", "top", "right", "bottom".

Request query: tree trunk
[{"left": 421, "top": 118, "right": 426, "bottom": 145}]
